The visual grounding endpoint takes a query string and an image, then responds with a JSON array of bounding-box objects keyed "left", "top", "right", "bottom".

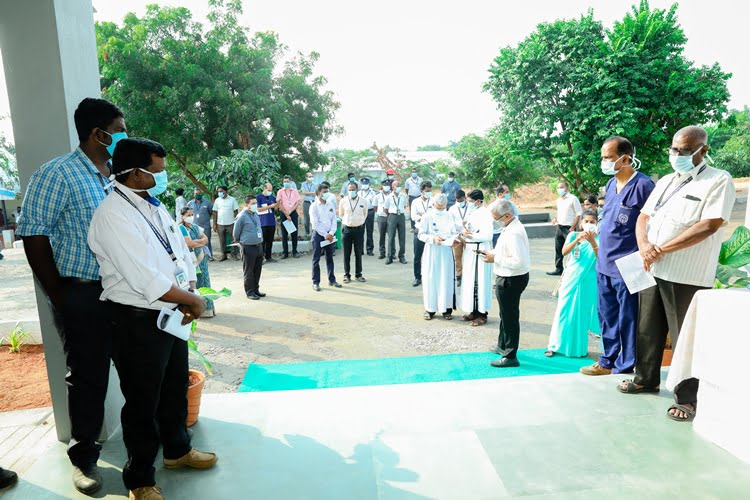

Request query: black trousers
[
  {"left": 413, "top": 233, "right": 425, "bottom": 280},
  {"left": 495, "top": 273, "right": 530, "bottom": 359},
  {"left": 312, "top": 232, "right": 336, "bottom": 284},
  {"left": 242, "top": 243, "right": 264, "bottom": 295},
  {"left": 281, "top": 211, "right": 299, "bottom": 256},
  {"left": 364, "top": 209, "right": 375, "bottom": 254},
  {"left": 261, "top": 225, "right": 275, "bottom": 260},
  {"left": 342, "top": 224, "right": 365, "bottom": 278},
  {"left": 108, "top": 302, "right": 191, "bottom": 490},
  {"left": 634, "top": 277, "right": 707, "bottom": 403},
  {"left": 408, "top": 195, "right": 419, "bottom": 229},
  {"left": 377, "top": 216, "right": 388, "bottom": 257},
  {"left": 386, "top": 213, "right": 406, "bottom": 260},
  {"left": 554, "top": 225, "right": 571, "bottom": 272},
  {"left": 217, "top": 223, "right": 238, "bottom": 257},
  {"left": 56, "top": 280, "right": 112, "bottom": 467}
]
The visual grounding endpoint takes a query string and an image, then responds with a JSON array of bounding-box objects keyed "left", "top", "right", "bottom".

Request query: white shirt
[
  {"left": 404, "top": 176, "right": 423, "bottom": 196},
  {"left": 359, "top": 187, "right": 377, "bottom": 209},
  {"left": 373, "top": 191, "right": 390, "bottom": 217},
  {"left": 385, "top": 192, "right": 408, "bottom": 215},
  {"left": 411, "top": 196, "right": 433, "bottom": 228},
  {"left": 642, "top": 162, "right": 736, "bottom": 287},
  {"left": 491, "top": 218, "right": 530, "bottom": 277},
  {"left": 489, "top": 198, "right": 519, "bottom": 234},
  {"left": 449, "top": 202, "right": 471, "bottom": 228},
  {"left": 88, "top": 182, "right": 196, "bottom": 311},
  {"left": 312, "top": 199, "right": 337, "bottom": 237},
  {"left": 174, "top": 195, "right": 187, "bottom": 220},
  {"left": 339, "top": 195, "right": 368, "bottom": 227},
  {"left": 556, "top": 193, "right": 582, "bottom": 226},
  {"left": 213, "top": 195, "right": 239, "bottom": 225}
]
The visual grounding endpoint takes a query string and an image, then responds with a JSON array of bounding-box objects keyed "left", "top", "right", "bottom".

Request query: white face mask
[
  {"left": 600, "top": 155, "right": 624, "bottom": 176},
  {"left": 582, "top": 222, "right": 597, "bottom": 233},
  {"left": 557, "top": 188, "right": 567, "bottom": 197},
  {"left": 184, "top": 216, "right": 194, "bottom": 224}
]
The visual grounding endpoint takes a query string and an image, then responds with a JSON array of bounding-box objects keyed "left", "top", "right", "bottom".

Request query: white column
[{"left": 0, "top": 0, "right": 124, "bottom": 442}]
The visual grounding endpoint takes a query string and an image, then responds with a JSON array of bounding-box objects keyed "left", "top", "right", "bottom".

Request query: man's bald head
[
  {"left": 671, "top": 125, "right": 709, "bottom": 168},
  {"left": 674, "top": 126, "right": 707, "bottom": 147}
]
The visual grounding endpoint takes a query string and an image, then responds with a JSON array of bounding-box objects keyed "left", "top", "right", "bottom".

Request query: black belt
[
  {"left": 61, "top": 277, "right": 101, "bottom": 286},
  {"left": 107, "top": 300, "right": 166, "bottom": 318}
]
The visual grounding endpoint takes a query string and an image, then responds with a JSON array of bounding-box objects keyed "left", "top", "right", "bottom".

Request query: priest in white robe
[
  {"left": 460, "top": 189, "right": 494, "bottom": 326},
  {"left": 419, "top": 194, "right": 461, "bottom": 320}
]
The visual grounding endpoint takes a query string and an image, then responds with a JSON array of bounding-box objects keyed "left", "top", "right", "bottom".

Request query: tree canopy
[
  {"left": 96, "top": 0, "right": 340, "bottom": 194},
  {"left": 483, "top": 0, "right": 731, "bottom": 193}
]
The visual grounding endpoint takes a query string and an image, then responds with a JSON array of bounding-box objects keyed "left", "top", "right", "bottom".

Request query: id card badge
[
  {"left": 174, "top": 263, "right": 190, "bottom": 290},
  {"left": 257, "top": 230, "right": 263, "bottom": 239}
]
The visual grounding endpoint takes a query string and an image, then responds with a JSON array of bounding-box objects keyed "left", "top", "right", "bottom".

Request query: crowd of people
[{"left": 1, "top": 95, "right": 738, "bottom": 498}]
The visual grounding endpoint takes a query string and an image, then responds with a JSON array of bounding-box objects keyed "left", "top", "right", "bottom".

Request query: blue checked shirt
[{"left": 17, "top": 147, "right": 111, "bottom": 280}]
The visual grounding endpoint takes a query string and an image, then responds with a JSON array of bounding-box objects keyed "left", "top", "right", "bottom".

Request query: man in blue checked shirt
[{"left": 17, "top": 98, "right": 127, "bottom": 495}]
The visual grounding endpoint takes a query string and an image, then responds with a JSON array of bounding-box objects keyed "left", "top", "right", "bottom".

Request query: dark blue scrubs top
[{"left": 596, "top": 172, "right": 655, "bottom": 278}]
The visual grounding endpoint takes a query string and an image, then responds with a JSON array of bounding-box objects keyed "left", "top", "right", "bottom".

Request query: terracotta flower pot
[
  {"left": 186, "top": 369, "right": 205, "bottom": 427},
  {"left": 661, "top": 348, "right": 673, "bottom": 367}
]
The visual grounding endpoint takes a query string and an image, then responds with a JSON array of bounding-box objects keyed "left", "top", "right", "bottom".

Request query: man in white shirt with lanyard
[
  {"left": 300, "top": 173, "right": 317, "bottom": 238},
  {"left": 548, "top": 182, "right": 582, "bottom": 275},
  {"left": 359, "top": 178, "right": 377, "bottom": 256},
  {"left": 448, "top": 189, "right": 470, "bottom": 287},
  {"left": 411, "top": 181, "right": 433, "bottom": 287},
  {"left": 339, "top": 181, "right": 369, "bottom": 283},
  {"left": 373, "top": 180, "right": 392, "bottom": 259},
  {"left": 384, "top": 180, "right": 409, "bottom": 265},
  {"left": 617, "top": 126, "right": 736, "bottom": 423},
  {"left": 88, "top": 138, "right": 217, "bottom": 500}
]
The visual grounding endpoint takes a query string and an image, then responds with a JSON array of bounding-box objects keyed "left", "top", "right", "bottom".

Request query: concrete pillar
[{"left": 0, "top": 0, "right": 124, "bottom": 442}]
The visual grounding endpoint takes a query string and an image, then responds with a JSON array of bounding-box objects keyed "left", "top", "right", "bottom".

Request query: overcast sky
[{"left": 1, "top": 0, "right": 748, "bottom": 150}]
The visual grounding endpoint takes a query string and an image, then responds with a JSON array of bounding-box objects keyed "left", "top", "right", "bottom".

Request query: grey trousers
[
  {"left": 386, "top": 213, "right": 406, "bottom": 260},
  {"left": 303, "top": 200, "right": 312, "bottom": 236}
]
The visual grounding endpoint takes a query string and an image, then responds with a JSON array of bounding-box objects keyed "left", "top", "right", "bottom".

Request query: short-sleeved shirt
[
  {"left": 641, "top": 162, "right": 735, "bottom": 287},
  {"left": 187, "top": 198, "right": 213, "bottom": 230},
  {"left": 359, "top": 187, "right": 377, "bottom": 209},
  {"left": 441, "top": 179, "right": 461, "bottom": 204},
  {"left": 213, "top": 195, "right": 239, "bottom": 225},
  {"left": 597, "top": 171, "right": 655, "bottom": 279},
  {"left": 276, "top": 188, "right": 301, "bottom": 214},
  {"left": 255, "top": 193, "right": 277, "bottom": 227},
  {"left": 385, "top": 193, "right": 408, "bottom": 215},
  {"left": 404, "top": 176, "right": 423, "bottom": 197},
  {"left": 16, "top": 147, "right": 110, "bottom": 280},
  {"left": 556, "top": 194, "right": 582, "bottom": 226},
  {"left": 373, "top": 191, "right": 389, "bottom": 217},
  {"left": 174, "top": 196, "right": 187, "bottom": 220},
  {"left": 300, "top": 181, "right": 317, "bottom": 202}
]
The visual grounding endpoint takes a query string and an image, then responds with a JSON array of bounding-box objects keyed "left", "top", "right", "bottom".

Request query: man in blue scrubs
[{"left": 581, "top": 136, "right": 654, "bottom": 376}]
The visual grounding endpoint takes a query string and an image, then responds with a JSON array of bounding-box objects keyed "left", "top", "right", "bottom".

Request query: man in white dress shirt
[
  {"left": 617, "top": 126, "right": 736, "bottom": 423},
  {"left": 411, "top": 181, "right": 433, "bottom": 287},
  {"left": 384, "top": 180, "right": 409, "bottom": 265},
  {"left": 311, "top": 184, "right": 342, "bottom": 291},
  {"left": 373, "top": 180, "right": 392, "bottom": 259},
  {"left": 339, "top": 181, "right": 369, "bottom": 283},
  {"left": 548, "top": 182, "right": 582, "bottom": 276},
  {"left": 460, "top": 189, "right": 494, "bottom": 326},
  {"left": 359, "top": 178, "right": 377, "bottom": 256},
  {"left": 482, "top": 199, "right": 530, "bottom": 368},
  {"left": 88, "top": 138, "right": 217, "bottom": 500}
]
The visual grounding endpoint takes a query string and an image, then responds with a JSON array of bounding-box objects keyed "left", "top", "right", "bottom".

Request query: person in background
[
  {"left": 88, "top": 138, "right": 217, "bottom": 500},
  {"left": 547, "top": 182, "right": 582, "bottom": 276},
  {"left": 212, "top": 185, "right": 239, "bottom": 262},
  {"left": 187, "top": 189, "right": 214, "bottom": 261},
  {"left": 483, "top": 199, "right": 530, "bottom": 368},
  {"left": 461, "top": 189, "right": 494, "bottom": 326},
  {"left": 411, "top": 181, "right": 433, "bottom": 287},
  {"left": 419, "top": 194, "right": 459, "bottom": 320},
  {"left": 546, "top": 210, "right": 600, "bottom": 358},
  {"left": 582, "top": 194, "right": 598, "bottom": 214},
  {"left": 385, "top": 180, "right": 408, "bottom": 265},
  {"left": 11, "top": 206, "right": 21, "bottom": 225},
  {"left": 277, "top": 175, "right": 301, "bottom": 259},
  {"left": 581, "top": 136, "right": 654, "bottom": 377},
  {"left": 340, "top": 172, "right": 357, "bottom": 198},
  {"left": 311, "top": 184, "right": 342, "bottom": 291},
  {"left": 300, "top": 173, "right": 317, "bottom": 239},
  {"left": 359, "top": 178, "right": 377, "bottom": 256},
  {"left": 385, "top": 168, "right": 396, "bottom": 183},
  {"left": 448, "top": 190, "right": 470, "bottom": 288},
  {"left": 178, "top": 207, "right": 215, "bottom": 318},
  {"left": 339, "top": 181, "right": 368, "bottom": 283},
  {"left": 597, "top": 195, "right": 606, "bottom": 227},
  {"left": 404, "top": 167, "right": 423, "bottom": 230},
  {"left": 256, "top": 182, "right": 278, "bottom": 263},
  {"left": 174, "top": 188, "right": 187, "bottom": 220},
  {"left": 0, "top": 208, "right": 5, "bottom": 230},
  {"left": 441, "top": 172, "right": 461, "bottom": 208},
  {"left": 618, "top": 126, "right": 735, "bottom": 423},
  {"left": 234, "top": 195, "right": 266, "bottom": 300},
  {"left": 374, "top": 180, "right": 392, "bottom": 259},
  {"left": 0, "top": 466, "right": 17, "bottom": 489},
  {"left": 489, "top": 184, "right": 518, "bottom": 246},
  {"left": 17, "top": 97, "right": 127, "bottom": 494}
]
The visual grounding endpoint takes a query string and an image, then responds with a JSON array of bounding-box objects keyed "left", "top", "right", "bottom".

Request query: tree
[
  {"left": 325, "top": 148, "right": 377, "bottom": 188},
  {"left": 202, "top": 145, "right": 282, "bottom": 196},
  {"left": 96, "top": 0, "right": 340, "bottom": 194},
  {"left": 0, "top": 133, "right": 18, "bottom": 191},
  {"left": 484, "top": 1, "right": 731, "bottom": 193},
  {"left": 711, "top": 108, "right": 750, "bottom": 178}
]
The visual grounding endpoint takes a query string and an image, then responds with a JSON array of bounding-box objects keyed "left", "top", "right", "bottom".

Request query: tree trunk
[{"left": 171, "top": 152, "right": 210, "bottom": 194}]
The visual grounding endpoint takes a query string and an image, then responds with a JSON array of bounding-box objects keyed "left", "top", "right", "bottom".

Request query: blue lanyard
[
  {"left": 654, "top": 164, "right": 706, "bottom": 212},
  {"left": 114, "top": 187, "right": 177, "bottom": 262}
]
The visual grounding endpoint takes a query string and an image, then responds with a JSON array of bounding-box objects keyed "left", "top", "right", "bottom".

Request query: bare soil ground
[{"left": 0, "top": 345, "right": 51, "bottom": 411}]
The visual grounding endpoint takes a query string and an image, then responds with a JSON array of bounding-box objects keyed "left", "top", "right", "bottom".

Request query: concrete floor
[{"left": 5, "top": 369, "right": 750, "bottom": 499}]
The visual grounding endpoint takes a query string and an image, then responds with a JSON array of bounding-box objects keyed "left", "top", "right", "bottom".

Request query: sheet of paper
[
  {"left": 320, "top": 237, "right": 337, "bottom": 248},
  {"left": 615, "top": 252, "right": 657, "bottom": 294},
  {"left": 441, "top": 236, "right": 456, "bottom": 247},
  {"left": 282, "top": 219, "right": 297, "bottom": 234}
]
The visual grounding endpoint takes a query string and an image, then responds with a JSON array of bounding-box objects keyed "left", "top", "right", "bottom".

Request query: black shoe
[
  {"left": 313, "top": 284, "right": 321, "bottom": 291},
  {"left": 72, "top": 465, "right": 102, "bottom": 495},
  {"left": 385, "top": 259, "right": 393, "bottom": 265},
  {"left": 256, "top": 291, "right": 267, "bottom": 297},
  {"left": 343, "top": 276, "right": 351, "bottom": 283},
  {"left": 412, "top": 279, "right": 421, "bottom": 287},
  {"left": 266, "top": 258, "right": 278, "bottom": 263},
  {"left": 247, "top": 292, "right": 260, "bottom": 300},
  {"left": 546, "top": 270, "right": 563, "bottom": 276},
  {"left": 367, "top": 252, "right": 375, "bottom": 256},
  {"left": 281, "top": 254, "right": 289, "bottom": 260},
  {"left": 378, "top": 255, "right": 386, "bottom": 260},
  {"left": 399, "top": 259, "right": 408, "bottom": 264},
  {"left": 293, "top": 252, "right": 300, "bottom": 258},
  {"left": 491, "top": 357, "right": 520, "bottom": 368},
  {"left": 329, "top": 281, "right": 343, "bottom": 288},
  {"left": 0, "top": 467, "right": 18, "bottom": 489}
]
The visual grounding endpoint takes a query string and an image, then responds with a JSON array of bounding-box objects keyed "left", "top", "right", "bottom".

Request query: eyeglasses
[{"left": 668, "top": 144, "right": 704, "bottom": 156}]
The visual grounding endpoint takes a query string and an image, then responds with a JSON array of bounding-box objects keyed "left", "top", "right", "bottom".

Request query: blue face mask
[
  {"left": 458, "top": 201, "right": 466, "bottom": 208},
  {"left": 99, "top": 130, "right": 128, "bottom": 157},
  {"left": 218, "top": 192, "right": 226, "bottom": 199},
  {"left": 504, "top": 193, "right": 511, "bottom": 200},
  {"left": 396, "top": 186, "right": 402, "bottom": 194},
  {"left": 411, "top": 173, "right": 417, "bottom": 178},
  {"left": 283, "top": 182, "right": 291, "bottom": 188},
  {"left": 424, "top": 192, "right": 432, "bottom": 199},
  {"left": 349, "top": 190, "right": 358, "bottom": 199},
  {"left": 349, "top": 177, "right": 356, "bottom": 182},
  {"left": 669, "top": 146, "right": 703, "bottom": 174},
  {"left": 141, "top": 169, "right": 168, "bottom": 197}
]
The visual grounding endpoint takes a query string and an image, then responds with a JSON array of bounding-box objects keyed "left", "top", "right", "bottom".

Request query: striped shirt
[
  {"left": 643, "top": 162, "right": 736, "bottom": 287},
  {"left": 17, "top": 147, "right": 110, "bottom": 280}
]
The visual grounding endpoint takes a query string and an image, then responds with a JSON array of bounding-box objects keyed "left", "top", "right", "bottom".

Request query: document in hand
[
  {"left": 615, "top": 252, "right": 657, "bottom": 294},
  {"left": 282, "top": 219, "right": 297, "bottom": 234},
  {"left": 157, "top": 307, "right": 191, "bottom": 341},
  {"left": 320, "top": 237, "right": 338, "bottom": 248}
]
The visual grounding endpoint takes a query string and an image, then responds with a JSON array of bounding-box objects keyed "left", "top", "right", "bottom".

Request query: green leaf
[
  {"left": 197, "top": 287, "right": 232, "bottom": 300},
  {"left": 187, "top": 339, "right": 213, "bottom": 375},
  {"left": 715, "top": 264, "right": 750, "bottom": 287},
  {"left": 719, "top": 226, "right": 750, "bottom": 268}
]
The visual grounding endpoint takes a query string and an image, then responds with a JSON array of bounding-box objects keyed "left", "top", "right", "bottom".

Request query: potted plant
[{"left": 186, "top": 287, "right": 231, "bottom": 427}]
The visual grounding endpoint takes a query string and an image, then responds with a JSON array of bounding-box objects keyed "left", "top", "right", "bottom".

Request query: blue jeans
[{"left": 597, "top": 272, "right": 638, "bottom": 373}]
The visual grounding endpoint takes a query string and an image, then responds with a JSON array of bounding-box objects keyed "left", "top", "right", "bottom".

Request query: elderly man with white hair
[
  {"left": 418, "top": 193, "right": 461, "bottom": 320},
  {"left": 481, "top": 199, "right": 531, "bottom": 368}
]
